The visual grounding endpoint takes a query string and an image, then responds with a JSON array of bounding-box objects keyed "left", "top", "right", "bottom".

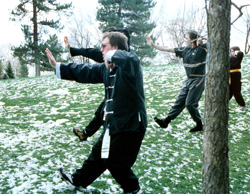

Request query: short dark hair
[
  {"left": 102, "top": 32, "right": 128, "bottom": 51},
  {"left": 187, "top": 30, "right": 200, "bottom": 46},
  {"left": 102, "top": 27, "right": 130, "bottom": 51},
  {"left": 231, "top": 46, "right": 240, "bottom": 51},
  {"left": 231, "top": 46, "right": 244, "bottom": 61}
]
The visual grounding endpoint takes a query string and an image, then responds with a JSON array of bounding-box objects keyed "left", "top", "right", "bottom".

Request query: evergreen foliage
[
  {"left": 20, "top": 63, "right": 29, "bottom": 78},
  {"left": 5, "top": 62, "right": 15, "bottom": 79},
  {"left": 10, "top": 0, "right": 72, "bottom": 76},
  {"left": 0, "top": 60, "right": 3, "bottom": 79},
  {"left": 96, "top": 0, "right": 157, "bottom": 65},
  {"left": 2, "top": 73, "right": 9, "bottom": 80}
]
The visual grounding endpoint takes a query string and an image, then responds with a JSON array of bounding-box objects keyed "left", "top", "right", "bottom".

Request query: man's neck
[
  {"left": 191, "top": 43, "right": 197, "bottom": 49},
  {"left": 186, "top": 42, "right": 196, "bottom": 49}
]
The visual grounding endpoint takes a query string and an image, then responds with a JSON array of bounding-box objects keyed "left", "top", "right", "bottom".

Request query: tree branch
[{"left": 231, "top": 2, "right": 250, "bottom": 25}]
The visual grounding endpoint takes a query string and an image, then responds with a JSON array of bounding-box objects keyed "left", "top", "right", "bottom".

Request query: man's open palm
[{"left": 45, "top": 48, "right": 57, "bottom": 68}]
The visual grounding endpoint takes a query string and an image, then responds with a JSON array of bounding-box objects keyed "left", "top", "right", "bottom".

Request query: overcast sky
[{"left": 0, "top": 0, "right": 249, "bottom": 50}]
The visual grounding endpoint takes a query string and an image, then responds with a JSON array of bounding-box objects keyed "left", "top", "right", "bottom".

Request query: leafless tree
[
  {"left": 231, "top": 2, "right": 250, "bottom": 24},
  {"left": 243, "top": 9, "right": 250, "bottom": 54},
  {"left": 0, "top": 44, "right": 20, "bottom": 76},
  {"left": 151, "top": 2, "right": 207, "bottom": 64},
  {"left": 231, "top": 2, "right": 250, "bottom": 54},
  {"left": 67, "top": 12, "right": 101, "bottom": 64}
]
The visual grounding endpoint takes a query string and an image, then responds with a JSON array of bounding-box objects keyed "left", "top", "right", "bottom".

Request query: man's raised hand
[
  {"left": 45, "top": 48, "right": 57, "bottom": 68},
  {"left": 64, "top": 36, "right": 70, "bottom": 50},
  {"left": 146, "top": 36, "right": 154, "bottom": 47}
]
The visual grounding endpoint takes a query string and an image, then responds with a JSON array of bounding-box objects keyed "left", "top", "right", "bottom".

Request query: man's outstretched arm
[
  {"left": 64, "top": 36, "right": 103, "bottom": 63},
  {"left": 146, "top": 36, "right": 175, "bottom": 53}
]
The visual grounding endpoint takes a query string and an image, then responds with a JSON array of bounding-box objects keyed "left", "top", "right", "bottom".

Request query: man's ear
[{"left": 112, "top": 45, "right": 119, "bottom": 50}]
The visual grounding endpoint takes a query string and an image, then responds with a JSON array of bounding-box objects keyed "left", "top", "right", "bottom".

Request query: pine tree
[
  {"left": 5, "top": 62, "right": 15, "bottom": 79},
  {"left": 20, "top": 63, "right": 29, "bottom": 78},
  {"left": 10, "top": 0, "right": 72, "bottom": 76},
  {"left": 40, "top": 34, "right": 67, "bottom": 71},
  {"left": 96, "top": 0, "right": 157, "bottom": 65},
  {"left": 3, "top": 73, "right": 9, "bottom": 80}
]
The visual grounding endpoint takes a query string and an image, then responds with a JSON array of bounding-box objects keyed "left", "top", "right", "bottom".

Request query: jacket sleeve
[
  {"left": 200, "top": 43, "right": 207, "bottom": 49},
  {"left": 174, "top": 47, "right": 185, "bottom": 58},
  {"left": 85, "top": 100, "right": 105, "bottom": 136},
  {"left": 58, "top": 62, "right": 105, "bottom": 84},
  {"left": 236, "top": 51, "right": 244, "bottom": 62},
  {"left": 70, "top": 47, "right": 104, "bottom": 63}
]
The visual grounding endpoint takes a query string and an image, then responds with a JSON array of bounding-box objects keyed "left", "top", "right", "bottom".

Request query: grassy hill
[{"left": 0, "top": 59, "right": 250, "bottom": 193}]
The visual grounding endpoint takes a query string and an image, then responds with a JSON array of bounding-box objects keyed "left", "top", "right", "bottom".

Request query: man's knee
[{"left": 186, "top": 103, "right": 197, "bottom": 111}]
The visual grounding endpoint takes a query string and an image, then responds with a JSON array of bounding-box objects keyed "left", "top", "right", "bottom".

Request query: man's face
[
  {"left": 230, "top": 49, "right": 238, "bottom": 58},
  {"left": 101, "top": 37, "right": 112, "bottom": 59},
  {"left": 101, "top": 37, "right": 117, "bottom": 69},
  {"left": 184, "top": 34, "right": 192, "bottom": 47},
  {"left": 230, "top": 49, "right": 235, "bottom": 57}
]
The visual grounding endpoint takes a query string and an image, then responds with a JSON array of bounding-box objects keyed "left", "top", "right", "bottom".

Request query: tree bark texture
[{"left": 203, "top": 0, "right": 231, "bottom": 193}]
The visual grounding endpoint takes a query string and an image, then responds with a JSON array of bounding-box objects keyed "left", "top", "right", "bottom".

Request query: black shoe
[
  {"left": 189, "top": 126, "right": 203, "bottom": 132},
  {"left": 58, "top": 168, "right": 77, "bottom": 190},
  {"left": 124, "top": 187, "right": 142, "bottom": 194},
  {"left": 189, "top": 121, "right": 203, "bottom": 132},
  {"left": 154, "top": 117, "right": 170, "bottom": 128},
  {"left": 73, "top": 128, "right": 88, "bottom": 141}
]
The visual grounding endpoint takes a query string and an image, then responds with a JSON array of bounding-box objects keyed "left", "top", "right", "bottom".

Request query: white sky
[{"left": 0, "top": 0, "right": 249, "bottom": 51}]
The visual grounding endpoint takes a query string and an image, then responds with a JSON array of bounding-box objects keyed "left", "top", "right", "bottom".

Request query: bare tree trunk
[
  {"left": 33, "top": 0, "right": 40, "bottom": 76},
  {"left": 245, "top": 21, "right": 250, "bottom": 54},
  {"left": 202, "top": 0, "right": 231, "bottom": 193}
]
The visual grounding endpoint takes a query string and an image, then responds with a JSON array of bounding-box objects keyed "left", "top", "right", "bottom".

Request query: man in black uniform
[
  {"left": 45, "top": 31, "right": 146, "bottom": 194},
  {"left": 229, "top": 46, "right": 246, "bottom": 111},
  {"left": 64, "top": 28, "right": 130, "bottom": 141},
  {"left": 146, "top": 30, "right": 207, "bottom": 132},
  {"left": 65, "top": 27, "right": 130, "bottom": 62}
]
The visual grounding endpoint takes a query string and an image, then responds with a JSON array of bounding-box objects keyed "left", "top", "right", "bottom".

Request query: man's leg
[
  {"left": 155, "top": 81, "right": 189, "bottom": 128},
  {"left": 233, "top": 74, "right": 246, "bottom": 107},
  {"left": 167, "top": 83, "right": 189, "bottom": 119},
  {"left": 185, "top": 78, "right": 204, "bottom": 132},
  {"left": 71, "top": 132, "right": 107, "bottom": 188},
  {"left": 105, "top": 129, "right": 145, "bottom": 193}
]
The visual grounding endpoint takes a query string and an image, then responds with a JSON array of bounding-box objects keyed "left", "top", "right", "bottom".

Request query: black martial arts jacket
[{"left": 57, "top": 50, "right": 147, "bottom": 135}]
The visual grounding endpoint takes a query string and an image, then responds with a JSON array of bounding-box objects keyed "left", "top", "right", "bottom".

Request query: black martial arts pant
[
  {"left": 168, "top": 77, "right": 205, "bottom": 122},
  {"left": 229, "top": 72, "right": 246, "bottom": 107},
  {"left": 72, "top": 127, "right": 145, "bottom": 193}
]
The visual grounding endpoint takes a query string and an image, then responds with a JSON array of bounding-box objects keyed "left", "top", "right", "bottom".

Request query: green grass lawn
[{"left": 0, "top": 59, "right": 250, "bottom": 193}]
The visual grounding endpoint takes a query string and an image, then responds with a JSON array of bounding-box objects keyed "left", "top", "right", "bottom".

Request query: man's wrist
[
  {"left": 106, "top": 50, "right": 116, "bottom": 62},
  {"left": 56, "top": 63, "right": 61, "bottom": 79}
]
